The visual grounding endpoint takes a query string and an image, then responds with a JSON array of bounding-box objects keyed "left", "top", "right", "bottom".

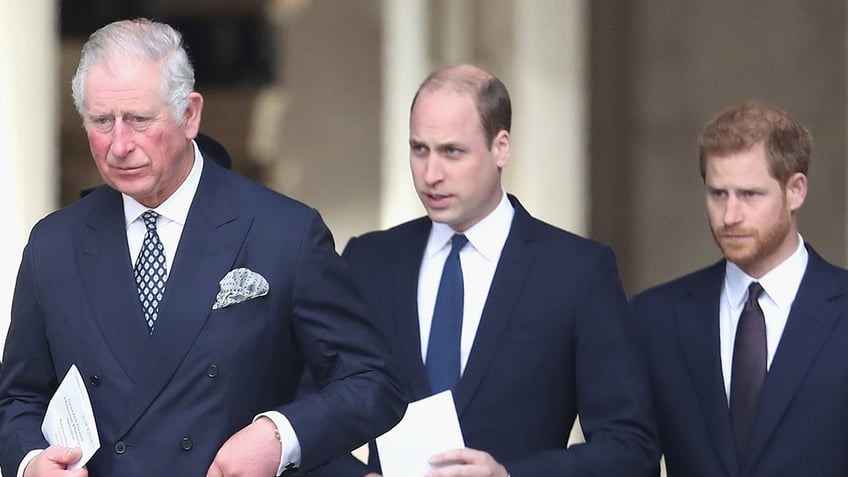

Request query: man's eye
[
  {"left": 127, "top": 116, "right": 152, "bottom": 131},
  {"left": 126, "top": 115, "right": 150, "bottom": 125},
  {"left": 89, "top": 117, "right": 114, "bottom": 130}
]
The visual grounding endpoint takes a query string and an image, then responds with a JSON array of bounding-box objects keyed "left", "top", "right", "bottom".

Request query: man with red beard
[{"left": 631, "top": 100, "right": 848, "bottom": 476}]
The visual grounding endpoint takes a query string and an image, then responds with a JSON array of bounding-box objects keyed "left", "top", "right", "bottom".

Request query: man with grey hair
[{"left": 0, "top": 18, "right": 404, "bottom": 477}]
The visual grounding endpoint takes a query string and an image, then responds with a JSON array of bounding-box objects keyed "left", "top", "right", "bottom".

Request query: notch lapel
[
  {"left": 745, "top": 250, "right": 843, "bottom": 469},
  {"left": 675, "top": 262, "right": 737, "bottom": 476},
  {"left": 453, "top": 200, "right": 534, "bottom": 416},
  {"left": 393, "top": 221, "right": 433, "bottom": 401}
]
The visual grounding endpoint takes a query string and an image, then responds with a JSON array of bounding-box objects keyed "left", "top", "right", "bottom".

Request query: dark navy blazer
[
  {"left": 309, "top": 195, "right": 658, "bottom": 476},
  {"left": 632, "top": 246, "right": 848, "bottom": 477},
  {"left": 0, "top": 157, "right": 405, "bottom": 476}
]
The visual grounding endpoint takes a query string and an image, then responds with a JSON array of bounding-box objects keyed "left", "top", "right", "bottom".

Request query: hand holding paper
[
  {"left": 376, "top": 390, "right": 464, "bottom": 477},
  {"left": 41, "top": 364, "right": 101, "bottom": 470}
]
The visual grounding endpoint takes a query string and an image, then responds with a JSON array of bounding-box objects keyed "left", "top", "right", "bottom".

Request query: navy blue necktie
[
  {"left": 730, "top": 281, "right": 766, "bottom": 467},
  {"left": 134, "top": 210, "right": 168, "bottom": 334},
  {"left": 425, "top": 234, "right": 468, "bottom": 394}
]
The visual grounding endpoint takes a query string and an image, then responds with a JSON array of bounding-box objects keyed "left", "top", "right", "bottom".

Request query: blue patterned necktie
[
  {"left": 134, "top": 210, "right": 167, "bottom": 334},
  {"left": 730, "top": 281, "right": 766, "bottom": 467},
  {"left": 425, "top": 234, "right": 469, "bottom": 394}
]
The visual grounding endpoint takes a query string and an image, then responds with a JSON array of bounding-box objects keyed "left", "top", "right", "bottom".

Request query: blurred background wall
[
  {"left": 1, "top": 0, "right": 846, "bottom": 406},
  {"left": 1, "top": 0, "right": 58, "bottom": 364},
  {"left": 2, "top": 1, "right": 847, "bottom": 475}
]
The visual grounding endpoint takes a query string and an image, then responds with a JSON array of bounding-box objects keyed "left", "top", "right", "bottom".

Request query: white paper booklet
[
  {"left": 376, "top": 390, "right": 465, "bottom": 477},
  {"left": 41, "top": 364, "right": 101, "bottom": 470}
]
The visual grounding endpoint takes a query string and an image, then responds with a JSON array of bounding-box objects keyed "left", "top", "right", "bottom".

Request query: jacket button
[
  {"left": 89, "top": 375, "right": 100, "bottom": 387},
  {"left": 181, "top": 437, "right": 193, "bottom": 451},
  {"left": 206, "top": 365, "right": 218, "bottom": 378},
  {"left": 114, "top": 441, "right": 127, "bottom": 454}
]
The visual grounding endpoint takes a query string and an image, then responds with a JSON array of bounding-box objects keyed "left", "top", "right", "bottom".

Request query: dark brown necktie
[{"left": 729, "top": 281, "right": 766, "bottom": 467}]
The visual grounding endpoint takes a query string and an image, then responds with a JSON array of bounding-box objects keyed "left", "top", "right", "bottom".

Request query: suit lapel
[
  {"left": 117, "top": 161, "right": 251, "bottom": 436},
  {"left": 393, "top": 221, "right": 433, "bottom": 401},
  {"left": 675, "top": 262, "right": 737, "bottom": 476},
  {"left": 454, "top": 197, "right": 534, "bottom": 416},
  {"left": 76, "top": 187, "right": 152, "bottom": 379},
  {"left": 746, "top": 248, "right": 843, "bottom": 468}
]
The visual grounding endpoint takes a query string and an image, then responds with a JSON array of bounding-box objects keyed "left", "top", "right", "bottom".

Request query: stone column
[
  {"left": 0, "top": 1, "right": 58, "bottom": 354},
  {"left": 380, "top": 0, "right": 430, "bottom": 227},
  {"left": 509, "top": 0, "right": 589, "bottom": 235}
]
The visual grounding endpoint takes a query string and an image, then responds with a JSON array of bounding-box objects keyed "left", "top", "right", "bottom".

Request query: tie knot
[
  {"left": 141, "top": 210, "right": 159, "bottom": 231},
  {"left": 747, "top": 282, "right": 764, "bottom": 305},
  {"left": 450, "top": 234, "right": 468, "bottom": 256}
]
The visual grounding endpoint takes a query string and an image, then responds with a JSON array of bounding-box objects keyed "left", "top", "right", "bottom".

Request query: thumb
[
  {"left": 206, "top": 462, "right": 224, "bottom": 477},
  {"left": 52, "top": 447, "right": 83, "bottom": 465}
]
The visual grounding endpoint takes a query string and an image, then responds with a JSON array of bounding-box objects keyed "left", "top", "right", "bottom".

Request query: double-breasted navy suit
[
  {"left": 631, "top": 246, "right": 848, "bottom": 476},
  {"left": 0, "top": 156, "right": 404, "bottom": 476},
  {"left": 310, "top": 196, "right": 657, "bottom": 476}
]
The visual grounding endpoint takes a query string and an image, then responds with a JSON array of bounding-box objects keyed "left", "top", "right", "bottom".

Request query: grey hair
[{"left": 71, "top": 18, "right": 195, "bottom": 124}]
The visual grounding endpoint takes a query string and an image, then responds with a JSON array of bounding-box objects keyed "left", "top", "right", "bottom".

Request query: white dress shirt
[
  {"left": 418, "top": 191, "right": 514, "bottom": 374},
  {"left": 123, "top": 143, "right": 203, "bottom": 272},
  {"left": 719, "top": 234, "right": 808, "bottom": 401}
]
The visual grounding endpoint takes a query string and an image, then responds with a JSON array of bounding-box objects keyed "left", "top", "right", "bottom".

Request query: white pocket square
[{"left": 212, "top": 268, "right": 269, "bottom": 310}]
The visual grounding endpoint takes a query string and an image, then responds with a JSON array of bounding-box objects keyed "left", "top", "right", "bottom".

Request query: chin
[
  {"left": 721, "top": 246, "right": 759, "bottom": 268},
  {"left": 119, "top": 182, "right": 157, "bottom": 202}
]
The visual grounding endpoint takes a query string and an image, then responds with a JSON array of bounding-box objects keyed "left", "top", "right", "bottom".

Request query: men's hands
[
  {"left": 23, "top": 446, "right": 87, "bottom": 477},
  {"left": 425, "top": 448, "right": 508, "bottom": 477},
  {"left": 206, "top": 417, "right": 282, "bottom": 477}
]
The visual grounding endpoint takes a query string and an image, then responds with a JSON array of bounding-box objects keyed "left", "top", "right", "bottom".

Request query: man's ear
[
  {"left": 785, "top": 172, "right": 807, "bottom": 212},
  {"left": 492, "top": 130, "right": 510, "bottom": 169},
  {"left": 183, "top": 92, "right": 204, "bottom": 139}
]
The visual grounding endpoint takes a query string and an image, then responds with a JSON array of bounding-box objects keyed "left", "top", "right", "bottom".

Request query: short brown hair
[
  {"left": 698, "top": 100, "right": 811, "bottom": 185},
  {"left": 410, "top": 64, "right": 511, "bottom": 149}
]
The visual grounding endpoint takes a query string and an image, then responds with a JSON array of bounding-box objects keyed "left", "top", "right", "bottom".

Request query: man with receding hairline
[{"left": 309, "top": 63, "right": 658, "bottom": 477}]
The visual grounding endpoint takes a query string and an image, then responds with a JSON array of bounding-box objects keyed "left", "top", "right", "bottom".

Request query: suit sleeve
[
  {"left": 0, "top": 243, "right": 55, "bottom": 477},
  {"left": 297, "top": 235, "right": 382, "bottom": 477},
  {"left": 301, "top": 451, "right": 372, "bottom": 477},
  {"left": 506, "top": 246, "right": 660, "bottom": 476},
  {"left": 274, "top": 210, "right": 405, "bottom": 472}
]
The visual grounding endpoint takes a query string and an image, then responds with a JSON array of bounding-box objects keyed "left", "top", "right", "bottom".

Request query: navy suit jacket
[
  {"left": 631, "top": 246, "right": 848, "bottom": 476},
  {"left": 309, "top": 195, "right": 657, "bottom": 476},
  {"left": 0, "top": 157, "right": 404, "bottom": 476}
]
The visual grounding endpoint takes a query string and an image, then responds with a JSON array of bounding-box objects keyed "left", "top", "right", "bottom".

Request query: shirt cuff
[
  {"left": 18, "top": 449, "right": 42, "bottom": 477},
  {"left": 255, "top": 411, "right": 301, "bottom": 475}
]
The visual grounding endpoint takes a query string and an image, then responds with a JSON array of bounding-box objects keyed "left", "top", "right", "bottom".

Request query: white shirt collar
[
  {"left": 123, "top": 140, "right": 204, "bottom": 227},
  {"left": 425, "top": 191, "right": 514, "bottom": 260},
  {"left": 724, "top": 234, "right": 808, "bottom": 309}
]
